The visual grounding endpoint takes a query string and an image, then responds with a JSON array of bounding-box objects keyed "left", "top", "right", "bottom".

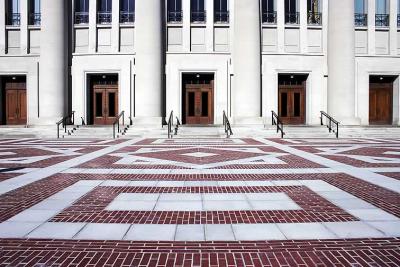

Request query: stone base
[
  {"left": 131, "top": 116, "right": 163, "bottom": 126},
  {"left": 233, "top": 116, "right": 264, "bottom": 125}
]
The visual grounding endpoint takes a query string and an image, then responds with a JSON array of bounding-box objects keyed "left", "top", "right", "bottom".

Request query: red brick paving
[
  {"left": 0, "top": 238, "right": 399, "bottom": 266},
  {"left": 51, "top": 186, "right": 355, "bottom": 224}
]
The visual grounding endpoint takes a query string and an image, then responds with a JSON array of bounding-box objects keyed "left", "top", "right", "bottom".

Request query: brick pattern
[
  {"left": 0, "top": 238, "right": 399, "bottom": 266},
  {"left": 51, "top": 186, "right": 355, "bottom": 224}
]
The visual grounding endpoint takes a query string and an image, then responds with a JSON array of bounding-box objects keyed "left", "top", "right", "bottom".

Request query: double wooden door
[
  {"left": 184, "top": 83, "right": 214, "bottom": 125},
  {"left": 5, "top": 82, "right": 27, "bottom": 125},
  {"left": 93, "top": 85, "right": 118, "bottom": 125},
  {"left": 278, "top": 85, "right": 306, "bottom": 124},
  {"left": 369, "top": 83, "right": 392, "bottom": 125}
]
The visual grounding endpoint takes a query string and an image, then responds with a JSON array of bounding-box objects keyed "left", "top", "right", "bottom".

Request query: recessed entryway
[
  {"left": 369, "top": 75, "right": 395, "bottom": 125},
  {"left": 278, "top": 74, "right": 308, "bottom": 125},
  {"left": 87, "top": 74, "right": 119, "bottom": 125},
  {"left": 182, "top": 73, "right": 214, "bottom": 125},
  {"left": 0, "top": 76, "right": 27, "bottom": 125}
]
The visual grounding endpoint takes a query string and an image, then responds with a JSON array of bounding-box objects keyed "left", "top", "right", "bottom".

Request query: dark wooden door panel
[
  {"left": 278, "top": 85, "right": 305, "bottom": 125},
  {"left": 18, "top": 90, "right": 27, "bottom": 124},
  {"left": 369, "top": 84, "right": 392, "bottom": 125},
  {"left": 92, "top": 85, "right": 118, "bottom": 125},
  {"left": 6, "top": 90, "right": 18, "bottom": 125},
  {"left": 184, "top": 83, "right": 214, "bottom": 125}
]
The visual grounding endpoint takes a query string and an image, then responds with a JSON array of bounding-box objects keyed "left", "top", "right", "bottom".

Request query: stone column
[
  {"left": 135, "top": 0, "right": 163, "bottom": 123},
  {"left": 0, "top": 0, "right": 6, "bottom": 54},
  {"left": 327, "top": 0, "right": 359, "bottom": 125},
  {"left": 39, "top": 0, "right": 66, "bottom": 124},
  {"left": 233, "top": 0, "right": 262, "bottom": 124}
]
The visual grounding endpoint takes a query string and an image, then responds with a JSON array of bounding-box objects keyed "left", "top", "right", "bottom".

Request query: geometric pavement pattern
[{"left": 0, "top": 137, "right": 399, "bottom": 266}]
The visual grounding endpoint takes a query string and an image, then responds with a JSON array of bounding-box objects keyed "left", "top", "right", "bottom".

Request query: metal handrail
[
  {"left": 191, "top": 11, "right": 206, "bottom": 23},
  {"left": 167, "top": 111, "right": 174, "bottom": 139},
  {"left": 168, "top": 10, "right": 183, "bottom": 23},
  {"left": 97, "top": 12, "right": 112, "bottom": 24},
  {"left": 271, "top": 111, "right": 285, "bottom": 138},
  {"left": 120, "top": 11, "right": 135, "bottom": 23},
  {"left": 29, "top": 13, "right": 41, "bottom": 26},
  {"left": 214, "top": 11, "right": 229, "bottom": 23},
  {"left": 262, "top": 12, "right": 277, "bottom": 24},
  {"left": 56, "top": 111, "right": 75, "bottom": 139},
  {"left": 355, "top": 13, "right": 368, "bottom": 26},
  {"left": 74, "top": 12, "right": 89, "bottom": 24},
  {"left": 320, "top": 111, "right": 339, "bottom": 138},
  {"left": 223, "top": 111, "right": 233, "bottom": 138},
  {"left": 375, "top": 14, "right": 389, "bottom": 27},
  {"left": 113, "top": 111, "right": 125, "bottom": 139}
]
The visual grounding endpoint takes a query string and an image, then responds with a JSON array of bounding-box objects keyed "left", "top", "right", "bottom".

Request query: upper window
[
  {"left": 214, "top": 0, "right": 229, "bottom": 23},
  {"left": 167, "top": 0, "right": 182, "bottom": 23},
  {"left": 97, "top": 0, "right": 112, "bottom": 24},
  {"left": 120, "top": 0, "right": 135, "bottom": 23},
  {"left": 29, "top": 0, "right": 41, "bottom": 25},
  {"left": 6, "top": 0, "right": 20, "bottom": 26},
  {"left": 262, "top": 0, "right": 276, "bottom": 24},
  {"left": 307, "top": 0, "right": 321, "bottom": 25},
  {"left": 74, "top": 0, "right": 89, "bottom": 24},
  {"left": 191, "top": 0, "right": 206, "bottom": 23},
  {"left": 354, "top": 0, "right": 367, "bottom": 26},
  {"left": 285, "top": 0, "right": 299, "bottom": 24},
  {"left": 375, "top": 0, "right": 389, "bottom": 27}
]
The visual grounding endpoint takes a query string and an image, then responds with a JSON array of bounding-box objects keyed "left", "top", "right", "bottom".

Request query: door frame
[
  {"left": 92, "top": 84, "right": 119, "bottom": 125},
  {"left": 85, "top": 72, "right": 120, "bottom": 125},
  {"left": 0, "top": 75, "right": 28, "bottom": 126},
  {"left": 184, "top": 82, "right": 214, "bottom": 125},
  {"left": 180, "top": 72, "right": 216, "bottom": 125},
  {"left": 278, "top": 81, "right": 307, "bottom": 125}
]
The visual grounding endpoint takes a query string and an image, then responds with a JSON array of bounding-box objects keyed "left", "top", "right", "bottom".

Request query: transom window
[
  {"left": 214, "top": 0, "right": 229, "bottom": 23},
  {"left": 191, "top": 0, "right": 206, "bottom": 23},
  {"left": 167, "top": 0, "right": 182, "bottom": 23},
  {"left": 74, "top": 0, "right": 89, "bottom": 24},
  {"left": 120, "top": 0, "right": 135, "bottom": 23},
  {"left": 262, "top": 0, "right": 276, "bottom": 24},
  {"left": 285, "top": 0, "right": 299, "bottom": 24}
]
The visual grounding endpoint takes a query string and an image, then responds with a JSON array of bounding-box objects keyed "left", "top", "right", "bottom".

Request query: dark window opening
[
  {"left": 97, "top": 0, "right": 112, "bottom": 24},
  {"left": 281, "top": 93, "right": 288, "bottom": 117},
  {"left": 262, "top": 0, "right": 276, "bottom": 24},
  {"left": 120, "top": 0, "right": 135, "bottom": 23},
  {"left": 95, "top": 93, "right": 103, "bottom": 117},
  {"left": 307, "top": 0, "right": 322, "bottom": 25},
  {"left": 108, "top": 92, "right": 116, "bottom": 117},
  {"left": 167, "top": 0, "right": 183, "bottom": 22},
  {"left": 202, "top": 92, "right": 208, "bottom": 116},
  {"left": 75, "top": 0, "right": 89, "bottom": 24},
  {"left": 285, "top": 0, "right": 299, "bottom": 24},
  {"left": 214, "top": 0, "right": 229, "bottom": 23},
  {"left": 188, "top": 92, "right": 195, "bottom": 116},
  {"left": 191, "top": 0, "right": 206, "bottom": 23},
  {"left": 6, "top": 0, "right": 20, "bottom": 26},
  {"left": 294, "top": 93, "right": 301, "bottom": 117},
  {"left": 29, "top": 0, "right": 41, "bottom": 25}
]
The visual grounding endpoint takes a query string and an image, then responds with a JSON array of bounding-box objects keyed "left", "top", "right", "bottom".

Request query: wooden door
[
  {"left": 5, "top": 85, "right": 27, "bottom": 125},
  {"left": 369, "top": 83, "right": 392, "bottom": 125},
  {"left": 93, "top": 85, "right": 118, "bottom": 125},
  {"left": 278, "top": 85, "right": 306, "bottom": 125},
  {"left": 185, "top": 83, "right": 213, "bottom": 125}
]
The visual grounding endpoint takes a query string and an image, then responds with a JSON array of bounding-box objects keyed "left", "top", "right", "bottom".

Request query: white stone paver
[
  {"left": 323, "top": 222, "right": 386, "bottom": 238},
  {"left": 0, "top": 222, "right": 41, "bottom": 238},
  {"left": 124, "top": 224, "right": 177, "bottom": 241},
  {"left": 366, "top": 221, "right": 400, "bottom": 236},
  {"left": 205, "top": 225, "right": 235, "bottom": 241},
  {"left": 27, "top": 222, "right": 86, "bottom": 239},
  {"left": 7, "top": 209, "right": 58, "bottom": 223},
  {"left": 232, "top": 224, "right": 286, "bottom": 240},
  {"left": 74, "top": 223, "right": 131, "bottom": 240},
  {"left": 277, "top": 223, "right": 338, "bottom": 239},
  {"left": 175, "top": 225, "right": 205, "bottom": 241}
]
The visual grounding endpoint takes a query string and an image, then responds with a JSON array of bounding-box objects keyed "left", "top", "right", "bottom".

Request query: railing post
[
  {"left": 329, "top": 118, "right": 332, "bottom": 133},
  {"left": 320, "top": 112, "right": 323, "bottom": 126},
  {"left": 113, "top": 123, "right": 116, "bottom": 139},
  {"left": 336, "top": 124, "right": 339, "bottom": 139},
  {"left": 57, "top": 124, "right": 60, "bottom": 139}
]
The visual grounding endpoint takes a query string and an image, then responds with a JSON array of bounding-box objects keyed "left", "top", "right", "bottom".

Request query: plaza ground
[{"left": 0, "top": 136, "right": 399, "bottom": 266}]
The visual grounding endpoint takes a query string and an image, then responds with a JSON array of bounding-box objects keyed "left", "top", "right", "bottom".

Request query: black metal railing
[
  {"left": 29, "top": 13, "right": 41, "bottom": 26},
  {"left": 376, "top": 14, "right": 389, "bottom": 27},
  {"left": 120, "top": 12, "right": 135, "bottom": 23},
  {"left": 285, "top": 12, "right": 300, "bottom": 24},
  {"left": 320, "top": 111, "right": 339, "bottom": 138},
  {"left": 308, "top": 11, "right": 322, "bottom": 25},
  {"left": 56, "top": 111, "right": 76, "bottom": 139},
  {"left": 168, "top": 11, "right": 183, "bottom": 23},
  {"left": 355, "top": 13, "right": 368, "bottom": 26},
  {"left": 262, "top": 12, "right": 277, "bottom": 24},
  {"left": 6, "top": 13, "right": 20, "bottom": 26},
  {"left": 191, "top": 11, "right": 206, "bottom": 23},
  {"left": 97, "top": 12, "right": 112, "bottom": 24},
  {"left": 113, "top": 111, "right": 127, "bottom": 139},
  {"left": 223, "top": 111, "right": 233, "bottom": 138},
  {"left": 271, "top": 111, "right": 285, "bottom": 139},
  {"left": 215, "top": 11, "right": 229, "bottom": 23},
  {"left": 75, "top": 12, "right": 89, "bottom": 24},
  {"left": 167, "top": 111, "right": 178, "bottom": 139}
]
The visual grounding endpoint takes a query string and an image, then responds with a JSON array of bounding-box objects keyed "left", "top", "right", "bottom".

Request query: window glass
[
  {"left": 307, "top": 0, "right": 320, "bottom": 13},
  {"left": 214, "top": 0, "right": 228, "bottom": 12},
  {"left": 75, "top": 0, "right": 89, "bottom": 12},
  {"left": 168, "top": 0, "right": 182, "bottom": 12},
  {"left": 285, "top": 0, "right": 297, "bottom": 13},
  {"left": 191, "top": 0, "right": 205, "bottom": 12},
  {"left": 375, "top": 0, "right": 387, "bottom": 14},
  {"left": 9, "top": 0, "right": 20, "bottom": 13},
  {"left": 98, "top": 0, "right": 112, "bottom": 12},
  {"left": 120, "top": 0, "right": 135, "bottom": 12},
  {"left": 262, "top": 0, "right": 275, "bottom": 13},
  {"left": 355, "top": 0, "right": 366, "bottom": 13}
]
